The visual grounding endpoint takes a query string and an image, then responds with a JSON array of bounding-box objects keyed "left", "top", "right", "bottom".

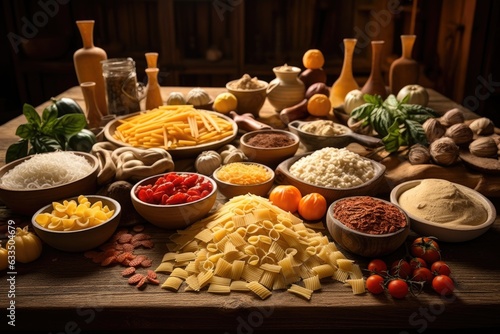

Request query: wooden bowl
[
  {"left": 226, "top": 80, "right": 268, "bottom": 117},
  {"left": 0, "top": 152, "right": 99, "bottom": 216},
  {"left": 212, "top": 162, "right": 275, "bottom": 199},
  {"left": 326, "top": 196, "right": 410, "bottom": 257},
  {"left": 130, "top": 172, "right": 217, "bottom": 230},
  {"left": 239, "top": 129, "right": 300, "bottom": 168},
  {"left": 274, "top": 152, "right": 386, "bottom": 205},
  {"left": 31, "top": 195, "right": 121, "bottom": 252},
  {"left": 390, "top": 179, "right": 496, "bottom": 242}
]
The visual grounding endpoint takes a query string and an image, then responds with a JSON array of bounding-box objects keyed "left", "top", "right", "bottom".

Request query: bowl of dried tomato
[
  {"left": 130, "top": 172, "right": 217, "bottom": 230},
  {"left": 326, "top": 196, "right": 410, "bottom": 258},
  {"left": 239, "top": 129, "right": 300, "bottom": 168}
]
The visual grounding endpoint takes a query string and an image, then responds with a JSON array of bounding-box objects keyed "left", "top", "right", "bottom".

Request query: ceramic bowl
[
  {"left": 390, "top": 179, "right": 496, "bottom": 242},
  {"left": 239, "top": 129, "right": 300, "bottom": 168},
  {"left": 288, "top": 120, "right": 382, "bottom": 151},
  {"left": 274, "top": 153, "right": 386, "bottom": 205},
  {"left": 326, "top": 196, "right": 410, "bottom": 257},
  {"left": 212, "top": 162, "right": 275, "bottom": 199},
  {"left": 226, "top": 80, "right": 268, "bottom": 117},
  {"left": 0, "top": 152, "right": 99, "bottom": 216},
  {"left": 31, "top": 195, "right": 121, "bottom": 252},
  {"left": 130, "top": 172, "right": 217, "bottom": 230}
]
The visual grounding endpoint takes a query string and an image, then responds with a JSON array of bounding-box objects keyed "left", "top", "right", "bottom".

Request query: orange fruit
[
  {"left": 213, "top": 92, "right": 237, "bottom": 114},
  {"left": 298, "top": 193, "right": 327, "bottom": 221},
  {"left": 268, "top": 185, "right": 302, "bottom": 213},
  {"left": 302, "top": 49, "right": 325, "bottom": 70},
  {"left": 307, "top": 93, "right": 331, "bottom": 117}
]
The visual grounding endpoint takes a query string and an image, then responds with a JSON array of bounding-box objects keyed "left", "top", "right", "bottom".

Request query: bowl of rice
[
  {"left": 212, "top": 162, "right": 275, "bottom": 198},
  {"left": 0, "top": 151, "right": 99, "bottom": 216},
  {"left": 274, "top": 147, "right": 386, "bottom": 205}
]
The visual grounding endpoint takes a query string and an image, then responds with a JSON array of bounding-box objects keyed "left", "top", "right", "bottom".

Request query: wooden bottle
[
  {"left": 389, "top": 35, "right": 419, "bottom": 95},
  {"left": 80, "top": 82, "right": 104, "bottom": 129},
  {"left": 330, "top": 38, "right": 359, "bottom": 108},
  {"left": 145, "top": 68, "right": 163, "bottom": 110},
  {"left": 361, "top": 41, "right": 388, "bottom": 99},
  {"left": 145, "top": 52, "right": 159, "bottom": 68},
  {"left": 73, "top": 20, "right": 108, "bottom": 115}
]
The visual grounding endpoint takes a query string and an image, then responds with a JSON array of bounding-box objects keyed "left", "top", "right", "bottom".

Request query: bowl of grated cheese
[
  {"left": 274, "top": 147, "right": 386, "bottom": 205},
  {"left": 0, "top": 151, "right": 99, "bottom": 216},
  {"left": 212, "top": 162, "right": 275, "bottom": 199}
]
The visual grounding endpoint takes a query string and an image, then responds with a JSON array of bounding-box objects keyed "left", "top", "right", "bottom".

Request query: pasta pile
[
  {"left": 112, "top": 105, "right": 235, "bottom": 149},
  {"left": 34, "top": 195, "right": 115, "bottom": 231},
  {"left": 155, "top": 194, "right": 364, "bottom": 299}
]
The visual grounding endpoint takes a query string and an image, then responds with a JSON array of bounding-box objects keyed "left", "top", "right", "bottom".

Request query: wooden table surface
[{"left": 1, "top": 86, "right": 499, "bottom": 333}]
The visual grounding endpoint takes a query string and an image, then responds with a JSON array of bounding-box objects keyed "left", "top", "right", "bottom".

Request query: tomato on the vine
[
  {"left": 366, "top": 274, "right": 385, "bottom": 295},
  {"left": 390, "top": 259, "right": 412, "bottom": 279},
  {"left": 409, "top": 257, "right": 427, "bottom": 271},
  {"left": 410, "top": 237, "right": 441, "bottom": 264},
  {"left": 432, "top": 275, "right": 455, "bottom": 296},
  {"left": 431, "top": 260, "right": 451, "bottom": 276},
  {"left": 387, "top": 279, "right": 408, "bottom": 299},
  {"left": 367, "top": 259, "right": 387, "bottom": 275},
  {"left": 412, "top": 267, "right": 434, "bottom": 284}
]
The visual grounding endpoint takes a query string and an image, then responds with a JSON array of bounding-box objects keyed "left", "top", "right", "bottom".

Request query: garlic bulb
[
  {"left": 408, "top": 144, "right": 431, "bottom": 165},
  {"left": 440, "top": 108, "right": 465, "bottom": 127},
  {"left": 429, "top": 137, "right": 459, "bottom": 166},
  {"left": 469, "top": 117, "right": 495, "bottom": 136},
  {"left": 186, "top": 88, "right": 211, "bottom": 106},
  {"left": 445, "top": 123, "right": 474, "bottom": 145},
  {"left": 422, "top": 118, "right": 445, "bottom": 143},
  {"left": 195, "top": 150, "right": 221, "bottom": 175},
  {"left": 166, "top": 92, "right": 186, "bottom": 105}
]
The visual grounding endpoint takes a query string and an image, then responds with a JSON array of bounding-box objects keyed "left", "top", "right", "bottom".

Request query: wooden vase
[
  {"left": 330, "top": 38, "right": 359, "bottom": 108},
  {"left": 73, "top": 20, "right": 108, "bottom": 115},
  {"left": 80, "top": 82, "right": 104, "bottom": 129},
  {"left": 389, "top": 35, "right": 419, "bottom": 95},
  {"left": 145, "top": 68, "right": 163, "bottom": 110},
  {"left": 361, "top": 41, "right": 388, "bottom": 99},
  {"left": 145, "top": 52, "right": 159, "bottom": 68}
]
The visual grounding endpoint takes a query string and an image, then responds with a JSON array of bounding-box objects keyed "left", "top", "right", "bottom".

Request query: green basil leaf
[
  {"left": 370, "top": 106, "right": 394, "bottom": 137},
  {"left": 41, "top": 106, "right": 58, "bottom": 124},
  {"left": 382, "top": 122, "right": 401, "bottom": 153},
  {"left": 23, "top": 103, "right": 41, "bottom": 127},
  {"left": 15, "top": 123, "right": 36, "bottom": 139},
  {"left": 400, "top": 94, "right": 410, "bottom": 104},
  {"left": 52, "top": 114, "right": 87, "bottom": 136},
  {"left": 5, "top": 140, "right": 29, "bottom": 163},
  {"left": 31, "top": 136, "right": 63, "bottom": 153},
  {"left": 405, "top": 119, "right": 428, "bottom": 146},
  {"left": 351, "top": 103, "right": 376, "bottom": 121}
]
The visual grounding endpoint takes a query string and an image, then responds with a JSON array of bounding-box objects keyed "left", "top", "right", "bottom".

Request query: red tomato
[
  {"left": 410, "top": 237, "right": 441, "bottom": 265},
  {"left": 409, "top": 257, "right": 427, "bottom": 271},
  {"left": 367, "top": 259, "right": 388, "bottom": 275},
  {"left": 387, "top": 279, "right": 408, "bottom": 299},
  {"left": 366, "top": 274, "right": 385, "bottom": 295},
  {"left": 412, "top": 267, "right": 433, "bottom": 284},
  {"left": 390, "top": 259, "right": 412, "bottom": 279},
  {"left": 268, "top": 185, "right": 302, "bottom": 213},
  {"left": 432, "top": 275, "right": 455, "bottom": 296},
  {"left": 298, "top": 193, "right": 327, "bottom": 221},
  {"left": 431, "top": 260, "right": 451, "bottom": 276}
]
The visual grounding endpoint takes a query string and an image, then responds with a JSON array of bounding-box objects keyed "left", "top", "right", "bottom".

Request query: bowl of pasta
[
  {"left": 130, "top": 172, "right": 218, "bottom": 230},
  {"left": 0, "top": 151, "right": 99, "bottom": 216},
  {"left": 212, "top": 162, "right": 275, "bottom": 198},
  {"left": 31, "top": 195, "right": 121, "bottom": 252},
  {"left": 326, "top": 196, "right": 410, "bottom": 258}
]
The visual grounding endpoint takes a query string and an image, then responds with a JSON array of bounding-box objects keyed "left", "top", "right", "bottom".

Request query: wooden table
[{"left": 1, "top": 87, "right": 500, "bottom": 333}]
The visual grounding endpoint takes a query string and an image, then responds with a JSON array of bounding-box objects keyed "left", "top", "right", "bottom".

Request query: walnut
[
  {"left": 469, "top": 117, "right": 495, "bottom": 136},
  {"left": 422, "top": 118, "right": 445, "bottom": 143},
  {"left": 440, "top": 108, "right": 465, "bottom": 127},
  {"left": 429, "top": 137, "right": 459, "bottom": 166},
  {"left": 469, "top": 137, "right": 498, "bottom": 158},
  {"left": 408, "top": 144, "right": 431, "bottom": 165},
  {"left": 445, "top": 123, "right": 474, "bottom": 145}
]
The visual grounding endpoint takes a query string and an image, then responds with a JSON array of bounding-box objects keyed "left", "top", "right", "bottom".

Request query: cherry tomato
[
  {"left": 390, "top": 259, "right": 412, "bottom": 279},
  {"left": 410, "top": 237, "right": 441, "bottom": 265},
  {"left": 432, "top": 275, "right": 455, "bottom": 296},
  {"left": 367, "top": 259, "right": 387, "bottom": 275},
  {"left": 409, "top": 257, "right": 427, "bottom": 271},
  {"left": 387, "top": 279, "right": 408, "bottom": 299},
  {"left": 298, "top": 193, "right": 327, "bottom": 221},
  {"left": 431, "top": 260, "right": 451, "bottom": 276},
  {"left": 366, "top": 274, "right": 385, "bottom": 295},
  {"left": 412, "top": 267, "right": 433, "bottom": 284}
]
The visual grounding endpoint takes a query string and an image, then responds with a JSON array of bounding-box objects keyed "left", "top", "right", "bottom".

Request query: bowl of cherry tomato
[{"left": 130, "top": 172, "right": 217, "bottom": 230}]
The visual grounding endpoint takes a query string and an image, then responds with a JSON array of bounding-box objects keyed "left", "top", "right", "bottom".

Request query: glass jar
[{"left": 101, "top": 58, "right": 143, "bottom": 115}]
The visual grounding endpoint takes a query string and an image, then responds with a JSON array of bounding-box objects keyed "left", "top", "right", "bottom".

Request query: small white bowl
[{"left": 390, "top": 179, "right": 496, "bottom": 242}]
